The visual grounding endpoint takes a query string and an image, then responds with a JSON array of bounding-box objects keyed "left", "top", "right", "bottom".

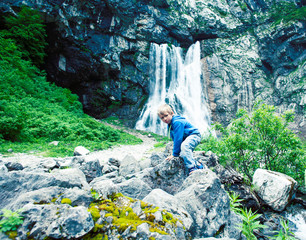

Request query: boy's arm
[{"left": 172, "top": 121, "right": 184, "bottom": 157}]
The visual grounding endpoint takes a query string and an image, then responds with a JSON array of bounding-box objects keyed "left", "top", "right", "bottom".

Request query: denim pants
[{"left": 180, "top": 134, "right": 201, "bottom": 169}]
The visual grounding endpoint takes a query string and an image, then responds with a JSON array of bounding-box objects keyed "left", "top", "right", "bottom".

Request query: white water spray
[{"left": 135, "top": 41, "right": 212, "bottom": 136}]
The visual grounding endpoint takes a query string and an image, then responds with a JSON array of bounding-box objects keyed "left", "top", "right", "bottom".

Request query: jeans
[{"left": 180, "top": 134, "right": 201, "bottom": 169}]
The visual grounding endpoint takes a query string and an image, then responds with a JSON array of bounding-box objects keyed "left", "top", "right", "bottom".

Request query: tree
[
  {"left": 201, "top": 102, "right": 305, "bottom": 185},
  {"left": 3, "top": 6, "right": 47, "bottom": 67}
]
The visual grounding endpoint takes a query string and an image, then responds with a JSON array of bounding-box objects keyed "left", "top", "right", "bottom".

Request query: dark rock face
[{"left": 0, "top": 0, "right": 305, "bottom": 136}]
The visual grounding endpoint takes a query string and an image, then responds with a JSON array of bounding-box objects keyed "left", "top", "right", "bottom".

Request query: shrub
[
  {"left": 269, "top": 2, "right": 306, "bottom": 25},
  {"left": 198, "top": 102, "right": 305, "bottom": 185},
  {"left": 2, "top": 6, "right": 48, "bottom": 67},
  {"left": 0, "top": 209, "right": 24, "bottom": 233},
  {"left": 0, "top": 10, "right": 142, "bottom": 157}
]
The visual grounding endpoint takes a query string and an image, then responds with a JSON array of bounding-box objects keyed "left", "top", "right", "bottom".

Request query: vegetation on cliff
[{"left": 0, "top": 6, "right": 141, "bottom": 157}]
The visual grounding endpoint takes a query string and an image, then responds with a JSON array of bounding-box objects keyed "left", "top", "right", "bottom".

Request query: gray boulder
[
  {"left": 79, "top": 158, "right": 103, "bottom": 183},
  {"left": 90, "top": 179, "right": 119, "bottom": 198},
  {"left": 0, "top": 168, "right": 89, "bottom": 210},
  {"left": 143, "top": 188, "right": 193, "bottom": 231},
  {"left": 252, "top": 168, "right": 298, "bottom": 212},
  {"left": 136, "top": 156, "right": 186, "bottom": 195},
  {"left": 18, "top": 204, "right": 94, "bottom": 239},
  {"left": 74, "top": 146, "right": 90, "bottom": 156},
  {"left": 117, "top": 177, "right": 152, "bottom": 200},
  {"left": 175, "top": 169, "right": 230, "bottom": 238},
  {"left": 119, "top": 154, "right": 141, "bottom": 177}
]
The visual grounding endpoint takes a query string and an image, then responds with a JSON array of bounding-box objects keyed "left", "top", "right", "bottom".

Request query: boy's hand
[{"left": 166, "top": 155, "right": 174, "bottom": 161}]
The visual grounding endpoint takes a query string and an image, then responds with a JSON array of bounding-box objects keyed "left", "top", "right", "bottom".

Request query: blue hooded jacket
[{"left": 168, "top": 115, "right": 201, "bottom": 157}]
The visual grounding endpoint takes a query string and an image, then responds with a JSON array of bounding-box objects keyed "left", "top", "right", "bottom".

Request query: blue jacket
[{"left": 168, "top": 115, "right": 201, "bottom": 157}]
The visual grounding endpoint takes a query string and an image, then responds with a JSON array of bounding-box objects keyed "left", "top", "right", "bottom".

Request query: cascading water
[{"left": 135, "top": 41, "right": 212, "bottom": 136}]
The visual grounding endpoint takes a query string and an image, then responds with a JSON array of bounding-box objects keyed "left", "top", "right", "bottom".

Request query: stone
[
  {"left": 143, "top": 188, "right": 193, "bottom": 230},
  {"left": 74, "top": 146, "right": 90, "bottom": 156},
  {"left": 175, "top": 169, "right": 230, "bottom": 238},
  {"left": 252, "top": 169, "right": 298, "bottom": 212},
  {"left": 119, "top": 154, "right": 141, "bottom": 177},
  {"left": 117, "top": 178, "right": 152, "bottom": 200}
]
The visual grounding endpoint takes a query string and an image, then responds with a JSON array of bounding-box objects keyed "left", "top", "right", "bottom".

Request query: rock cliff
[{"left": 0, "top": 0, "right": 305, "bottom": 137}]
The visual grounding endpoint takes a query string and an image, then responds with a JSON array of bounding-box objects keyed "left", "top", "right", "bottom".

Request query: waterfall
[{"left": 135, "top": 41, "right": 212, "bottom": 136}]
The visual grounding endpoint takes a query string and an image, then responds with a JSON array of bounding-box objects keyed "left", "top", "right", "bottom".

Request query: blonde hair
[{"left": 157, "top": 103, "right": 174, "bottom": 116}]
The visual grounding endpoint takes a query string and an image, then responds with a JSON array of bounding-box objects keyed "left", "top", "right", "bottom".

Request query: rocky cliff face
[{"left": 0, "top": 0, "right": 305, "bottom": 137}]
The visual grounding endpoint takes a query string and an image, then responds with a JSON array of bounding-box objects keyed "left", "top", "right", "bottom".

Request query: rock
[
  {"left": 90, "top": 179, "right": 119, "bottom": 198},
  {"left": 119, "top": 154, "right": 141, "bottom": 177},
  {"left": 5, "top": 187, "right": 65, "bottom": 211},
  {"left": 4, "top": 161, "right": 24, "bottom": 171},
  {"left": 253, "top": 169, "right": 298, "bottom": 212},
  {"left": 0, "top": 168, "right": 90, "bottom": 209},
  {"left": 108, "top": 157, "right": 121, "bottom": 167},
  {"left": 0, "top": 162, "right": 8, "bottom": 174},
  {"left": 74, "top": 146, "right": 90, "bottom": 156},
  {"left": 55, "top": 187, "right": 93, "bottom": 207},
  {"left": 79, "top": 158, "right": 103, "bottom": 183},
  {"left": 136, "top": 156, "right": 186, "bottom": 195},
  {"left": 116, "top": 178, "right": 152, "bottom": 200},
  {"left": 102, "top": 163, "right": 118, "bottom": 174},
  {"left": 18, "top": 204, "right": 94, "bottom": 239},
  {"left": 49, "top": 141, "right": 59, "bottom": 146},
  {"left": 46, "top": 206, "right": 94, "bottom": 238},
  {"left": 175, "top": 169, "right": 230, "bottom": 238},
  {"left": 143, "top": 188, "right": 193, "bottom": 231},
  {"left": 40, "top": 159, "right": 58, "bottom": 170},
  {"left": 150, "top": 152, "right": 166, "bottom": 167}
]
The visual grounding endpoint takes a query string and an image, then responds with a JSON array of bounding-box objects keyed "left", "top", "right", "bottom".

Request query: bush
[
  {"left": 0, "top": 209, "right": 24, "bottom": 233},
  {"left": 269, "top": 2, "right": 306, "bottom": 25},
  {"left": 2, "top": 6, "right": 47, "bottom": 67},
  {"left": 0, "top": 8, "right": 142, "bottom": 157},
  {"left": 198, "top": 102, "right": 305, "bottom": 185}
]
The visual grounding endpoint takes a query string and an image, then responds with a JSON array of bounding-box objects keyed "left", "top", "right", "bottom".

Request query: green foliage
[
  {"left": 228, "top": 192, "right": 243, "bottom": 213},
  {"left": 269, "top": 2, "right": 306, "bottom": 25},
  {"left": 2, "top": 6, "right": 48, "bottom": 67},
  {"left": 271, "top": 218, "right": 297, "bottom": 240},
  {"left": 0, "top": 209, "right": 24, "bottom": 233},
  {"left": 0, "top": 8, "right": 142, "bottom": 157},
  {"left": 237, "top": 208, "right": 267, "bottom": 240},
  {"left": 197, "top": 102, "right": 305, "bottom": 185}
]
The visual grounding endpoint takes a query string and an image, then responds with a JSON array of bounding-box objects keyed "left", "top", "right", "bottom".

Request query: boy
[{"left": 157, "top": 103, "right": 203, "bottom": 175}]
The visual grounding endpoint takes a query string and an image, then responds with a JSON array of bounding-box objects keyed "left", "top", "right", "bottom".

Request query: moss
[
  {"left": 149, "top": 226, "right": 169, "bottom": 235},
  {"left": 143, "top": 206, "right": 159, "bottom": 214},
  {"left": 88, "top": 206, "right": 101, "bottom": 222},
  {"left": 61, "top": 198, "right": 72, "bottom": 205},
  {"left": 7, "top": 231, "right": 18, "bottom": 239},
  {"left": 84, "top": 192, "right": 182, "bottom": 238},
  {"left": 146, "top": 214, "right": 156, "bottom": 222},
  {"left": 140, "top": 200, "right": 149, "bottom": 208},
  {"left": 93, "top": 223, "right": 105, "bottom": 233},
  {"left": 83, "top": 233, "right": 108, "bottom": 240}
]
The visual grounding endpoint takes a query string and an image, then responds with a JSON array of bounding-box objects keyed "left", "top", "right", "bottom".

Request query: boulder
[
  {"left": 252, "top": 169, "right": 298, "bottom": 212},
  {"left": 90, "top": 179, "right": 119, "bottom": 198},
  {"left": 0, "top": 168, "right": 90, "bottom": 209},
  {"left": 136, "top": 156, "right": 186, "bottom": 195},
  {"left": 175, "top": 169, "right": 230, "bottom": 238},
  {"left": 74, "top": 146, "right": 90, "bottom": 156},
  {"left": 18, "top": 204, "right": 94, "bottom": 239},
  {"left": 79, "top": 158, "right": 103, "bottom": 183},
  {"left": 143, "top": 188, "right": 193, "bottom": 231},
  {"left": 119, "top": 154, "right": 141, "bottom": 177},
  {"left": 116, "top": 178, "right": 152, "bottom": 200}
]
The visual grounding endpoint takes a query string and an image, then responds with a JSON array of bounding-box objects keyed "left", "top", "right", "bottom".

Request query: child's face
[{"left": 158, "top": 112, "right": 173, "bottom": 124}]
